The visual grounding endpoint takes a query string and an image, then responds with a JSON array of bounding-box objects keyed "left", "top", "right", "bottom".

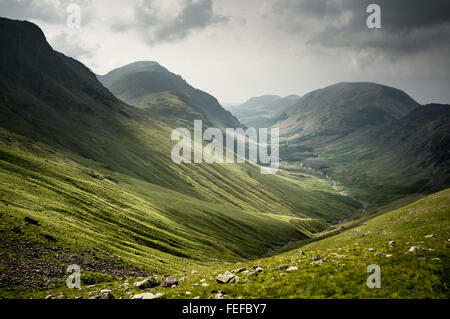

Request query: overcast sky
[{"left": 1, "top": 0, "right": 450, "bottom": 104}]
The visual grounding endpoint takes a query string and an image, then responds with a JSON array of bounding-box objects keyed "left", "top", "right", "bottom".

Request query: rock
[
  {"left": 368, "top": 248, "right": 376, "bottom": 252},
  {"left": 387, "top": 241, "right": 397, "bottom": 246},
  {"left": 24, "top": 217, "right": 39, "bottom": 226},
  {"left": 100, "top": 289, "right": 112, "bottom": 294},
  {"left": 313, "top": 255, "right": 323, "bottom": 261},
  {"left": 232, "top": 268, "right": 247, "bottom": 273},
  {"left": 161, "top": 275, "right": 178, "bottom": 287},
  {"left": 286, "top": 267, "right": 298, "bottom": 272},
  {"left": 132, "top": 292, "right": 164, "bottom": 300},
  {"left": 194, "top": 283, "right": 200, "bottom": 287},
  {"left": 200, "top": 279, "right": 206, "bottom": 282},
  {"left": 201, "top": 283, "right": 209, "bottom": 287},
  {"left": 101, "top": 292, "right": 115, "bottom": 299},
  {"left": 374, "top": 253, "right": 386, "bottom": 257},
  {"left": 45, "top": 295, "right": 53, "bottom": 299},
  {"left": 193, "top": 296, "right": 200, "bottom": 299},
  {"left": 230, "top": 276, "right": 241, "bottom": 283},
  {"left": 296, "top": 250, "right": 305, "bottom": 255},
  {"left": 215, "top": 292, "right": 227, "bottom": 299},
  {"left": 191, "top": 270, "right": 198, "bottom": 274},
  {"left": 179, "top": 277, "right": 187, "bottom": 283},
  {"left": 216, "top": 271, "right": 235, "bottom": 284},
  {"left": 247, "top": 272, "right": 257, "bottom": 277},
  {"left": 425, "top": 235, "right": 435, "bottom": 239},
  {"left": 134, "top": 277, "right": 160, "bottom": 289},
  {"left": 276, "top": 264, "right": 290, "bottom": 270},
  {"left": 408, "top": 246, "right": 425, "bottom": 253},
  {"left": 431, "top": 257, "right": 441, "bottom": 261},
  {"left": 56, "top": 295, "right": 66, "bottom": 299},
  {"left": 254, "top": 266, "right": 264, "bottom": 273},
  {"left": 186, "top": 291, "right": 192, "bottom": 295},
  {"left": 251, "top": 265, "right": 262, "bottom": 270},
  {"left": 385, "top": 254, "right": 393, "bottom": 258}
]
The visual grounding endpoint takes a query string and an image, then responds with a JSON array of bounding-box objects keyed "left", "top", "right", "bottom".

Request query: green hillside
[
  {"left": 0, "top": 18, "right": 362, "bottom": 295},
  {"left": 322, "top": 104, "right": 450, "bottom": 206},
  {"left": 98, "top": 61, "right": 240, "bottom": 129},
  {"left": 11, "top": 187, "right": 449, "bottom": 299}
]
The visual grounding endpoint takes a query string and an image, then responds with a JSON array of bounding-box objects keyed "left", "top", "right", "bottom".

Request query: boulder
[
  {"left": 313, "top": 255, "right": 322, "bottom": 261},
  {"left": 216, "top": 271, "right": 235, "bottom": 284},
  {"left": 276, "top": 265, "right": 290, "bottom": 270},
  {"left": 286, "top": 266, "right": 298, "bottom": 272},
  {"left": 134, "top": 277, "right": 160, "bottom": 289},
  {"left": 230, "top": 276, "right": 241, "bottom": 283},
  {"left": 408, "top": 246, "right": 425, "bottom": 253},
  {"left": 232, "top": 268, "right": 247, "bottom": 273},
  {"left": 254, "top": 266, "right": 264, "bottom": 273},
  {"left": 132, "top": 292, "right": 165, "bottom": 300},
  {"left": 161, "top": 275, "right": 178, "bottom": 287}
]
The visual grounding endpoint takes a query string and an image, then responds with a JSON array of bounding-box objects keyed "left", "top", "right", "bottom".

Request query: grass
[
  {"left": 0, "top": 125, "right": 361, "bottom": 296},
  {"left": 8, "top": 187, "right": 448, "bottom": 299}
]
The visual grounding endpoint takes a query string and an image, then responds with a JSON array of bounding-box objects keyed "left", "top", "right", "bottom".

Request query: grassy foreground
[{"left": 5, "top": 188, "right": 448, "bottom": 299}]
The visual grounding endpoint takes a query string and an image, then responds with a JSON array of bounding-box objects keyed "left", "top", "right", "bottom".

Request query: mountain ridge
[{"left": 98, "top": 61, "right": 241, "bottom": 129}]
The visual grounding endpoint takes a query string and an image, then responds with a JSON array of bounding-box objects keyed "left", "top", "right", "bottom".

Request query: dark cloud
[
  {"left": 112, "top": 0, "right": 228, "bottom": 45},
  {"left": 271, "top": 0, "right": 450, "bottom": 56}
]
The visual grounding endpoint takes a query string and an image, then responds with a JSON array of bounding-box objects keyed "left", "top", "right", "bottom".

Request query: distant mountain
[
  {"left": 276, "top": 82, "right": 419, "bottom": 145},
  {"left": 226, "top": 95, "right": 299, "bottom": 128},
  {"left": 98, "top": 61, "right": 240, "bottom": 129},
  {"left": 322, "top": 103, "right": 450, "bottom": 205}
]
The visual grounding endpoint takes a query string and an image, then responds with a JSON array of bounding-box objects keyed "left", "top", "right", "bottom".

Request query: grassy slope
[
  {"left": 0, "top": 125, "right": 361, "bottom": 294},
  {"left": 19, "top": 188, "right": 448, "bottom": 299},
  {"left": 322, "top": 104, "right": 450, "bottom": 206}
]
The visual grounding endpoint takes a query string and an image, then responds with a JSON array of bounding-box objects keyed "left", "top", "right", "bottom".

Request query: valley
[{"left": 0, "top": 17, "right": 449, "bottom": 300}]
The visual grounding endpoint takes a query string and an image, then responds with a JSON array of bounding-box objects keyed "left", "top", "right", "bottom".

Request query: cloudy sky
[{"left": 1, "top": 0, "right": 449, "bottom": 104}]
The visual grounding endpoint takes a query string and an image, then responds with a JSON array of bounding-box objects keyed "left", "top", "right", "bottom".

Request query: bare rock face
[
  {"left": 216, "top": 271, "right": 235, "bottom": 284},
  {"left": 134, "top": 277, "right": 160, "bottom": 289}
]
